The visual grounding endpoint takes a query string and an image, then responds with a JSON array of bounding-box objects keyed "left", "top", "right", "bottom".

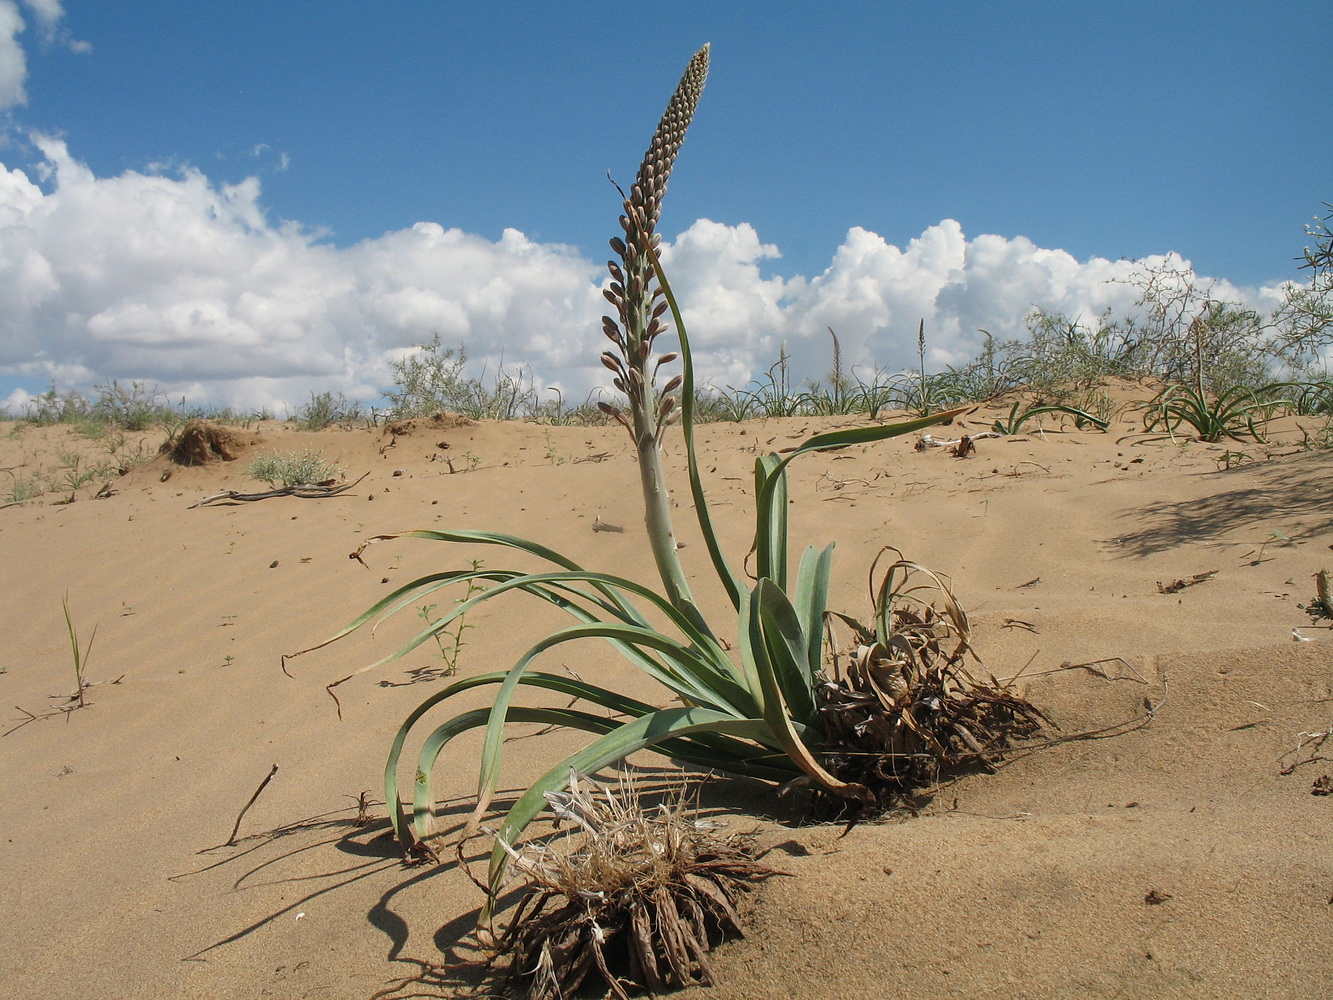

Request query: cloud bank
[{"left": 0, "top": 137, "right": 1286, "bottom": 416}]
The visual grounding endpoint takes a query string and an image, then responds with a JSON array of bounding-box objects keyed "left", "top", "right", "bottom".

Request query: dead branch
[
  {"left": 189, "top": 472, "right": 368, "bottom": 508},
  {"left": 1157, "top": 570, "right": 1217, "bottom": 594},
  {"left": 227, "top": 764, "right": 279, "bottom": 846}
]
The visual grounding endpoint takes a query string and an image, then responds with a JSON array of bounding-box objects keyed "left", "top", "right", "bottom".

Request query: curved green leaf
[
  {"left": 411, "top": 704, "right": 800, "bottom": 838},
  {"left": 755, "top": 577, "right": 818, "bottom": 726},
  {"left": 744, "top": 579, "right": 861, "bottom": 797},
  {"left": 753, "top": 453, "right": 788, "bottom": 589},
  {"left": 483, "top": 707, "right": 790, "bottom": 908},
  {"left": 794, "top": 543, "right": 834, "bottom": 677},
  {"left": 466, "top": 619, "right": 762, "bottom": 830}
]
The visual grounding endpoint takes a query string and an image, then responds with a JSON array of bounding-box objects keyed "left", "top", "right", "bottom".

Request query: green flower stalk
[{"left": 598, "top": 43, "right": 709, "bottom": 634}]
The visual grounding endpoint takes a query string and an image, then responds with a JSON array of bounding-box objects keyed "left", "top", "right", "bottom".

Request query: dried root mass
[
  {"left": 164, "top": 420, "right": 245, "bottom": 465},
  {"left": 492, "top": 772, "right": 781, "bottom": 1000},
  {"left": 817, "top": 553, "right": 1046, "bottom": 817}
]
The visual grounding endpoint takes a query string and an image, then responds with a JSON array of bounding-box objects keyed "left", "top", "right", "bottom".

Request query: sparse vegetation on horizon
[{"left": 5, "top": 216, "right": 1331, "bottom": 437}]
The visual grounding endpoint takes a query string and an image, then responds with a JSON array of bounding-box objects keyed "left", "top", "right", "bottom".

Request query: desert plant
[
  {"left": 91, "top": 379, "right": 177, "bottom": 431},
  {"left": 901, "top": 319, "right": 938, "bottom": 416},
  {"left": 1117, "top": 258, "right": 1269, "bottom": 394},
  {"left": 845, "top": 366, "right": 909, "bottom": 419},
  {"left": 385, "top": 334, "right": 473, "bottom": 418},
  {"left": 294, "top": 44, "right": 985, "bottom": 919},
  {"left": 247, "top": 449, "right": 342, "bottom": 487},
  {"left": 800, "top": 328, "right": 856, "bottom": 415},
  {"left": 1272, "top": 203, "right": 1333, "bottom": 369},
  {"left": 1142, "top": 383, "right": 1283, "bottom": 443},
  {"left": 991, "top": 399, "right": 1109, "bottom": 435},
  {"left": 295, "top": 391, "right": 363, "bottom": 430},
  {"left": 697, "top": 384, "right": 756, "bottom": 423},
  {"left": 386, "top": 335, "right": 541, "bottom": 420},
  {"left": 61, "top": 592, "right": 97, "bottom": 709},
  {"left": 416, "top": 560, "right": 484, "bottom": 676},
  {"left": 725, "top": 344, "right": 806, "bottom": 418},
  {"left": 1264, "top": 379, "right": 1333, "bottom": 417},
  {"left": 3, "top": 474, "right": 41, "bottom": 504},
  {"left": 19, "top": 384, "right": 92, "bottom": 425}
]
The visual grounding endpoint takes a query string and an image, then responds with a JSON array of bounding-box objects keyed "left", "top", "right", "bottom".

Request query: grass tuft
[{"left": 61, "top": 592, "right": 97, "bottom": 709}]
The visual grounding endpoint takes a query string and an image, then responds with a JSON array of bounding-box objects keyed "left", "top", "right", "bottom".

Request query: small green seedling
[
  {"left": 416, "top": 559, "right": 485, "bottom": 675},
  {"left": 1216, "top": 449, "right": 1252, "bottom": 470},
  {"left": 1246, "top": 529, "right": 1289, "bottom": 566},
  {"left": 61, "top": 593, "right": 98, "bottom": 709},
  {"left": 544, "top": 430, "right": 566, "bottom": 465}
]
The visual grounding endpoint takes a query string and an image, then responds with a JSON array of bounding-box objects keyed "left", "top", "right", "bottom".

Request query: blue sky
[{"left": 0, "top": 1, "right": 1328, "bottom": 412}]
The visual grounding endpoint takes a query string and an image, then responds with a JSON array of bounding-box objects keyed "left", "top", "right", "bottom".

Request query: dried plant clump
[
  {"left": 164, "top": 420, "right": 244, "bottom": 465},
  {"left": 817, "top": 551, "right": 1046, "bottom": 816},
  {"left": 491, "top": 771, "right": 781, "bottom": 1000}
]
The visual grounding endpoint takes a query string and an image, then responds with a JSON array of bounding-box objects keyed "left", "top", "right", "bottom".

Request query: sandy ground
[{"left": 1, "top": 390, "right": 1330, "bottom": 999}]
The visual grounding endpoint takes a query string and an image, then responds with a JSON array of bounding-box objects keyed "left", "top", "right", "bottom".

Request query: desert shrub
[
  {"left": 385, "top": 334, "right": 472, "bottom": 418},
  {"left": 294, "top": 391, "right": 365, "bottom": 430},
  {"left": 19, "top": 384, "right": 92, "bottom": 425},
  {"left": 386, "top": 335, "right": 540, "bottom": 420},
  {"left": 1272, "top": 203, "right": 1333, "bottom": 369},
  {"left": 90, "top": 380, "right": 179, "bottom": 431},
  {"left": 247, "top": 449, "right": 342, "bottom": 487}
]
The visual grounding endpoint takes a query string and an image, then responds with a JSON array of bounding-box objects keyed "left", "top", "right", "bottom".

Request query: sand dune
[{"left": 2, "top": 395, "right": 1330, "bottom": 999}]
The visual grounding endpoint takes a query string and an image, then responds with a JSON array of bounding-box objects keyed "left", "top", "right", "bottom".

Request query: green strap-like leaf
[
  {"left": 749, "top": 406, "right": 972, "bottom": 586},
  {"left": 410, "top": 704, "right": 800, "bottom": 839},
  {"left": 743, "top": 580, "right": 863, "bottom": 798},
  {"left": 288, "top": 528, "right": 647, "bottom": 659},
  {"left": 786, "top": 407, "right": 973, "bottom": 457},
  {"left": 467, "top": 619, "right": 761, "bottom": 831},
  {"left": 381, "top": 568, "right": 738, "bottom": 682},
  {"left": 754, "top": 577, "right": 818, "bottom": 726},
  {"left": 753, "top": 453, "right": 789, "bottom": 590},
  {"left": 792, "top": 543, "right": 834, "bottom": 697},
  {"left": 384, "top": 670, "right": 662, "bottom": 842}
]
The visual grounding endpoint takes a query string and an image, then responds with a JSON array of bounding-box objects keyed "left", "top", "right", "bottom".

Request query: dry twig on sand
[
  {"left": 188, "top": 472, "right": 367, "bottom": 508},
  {"left": 1157, "top": 570, "right": 1218, "bottom": 594}
]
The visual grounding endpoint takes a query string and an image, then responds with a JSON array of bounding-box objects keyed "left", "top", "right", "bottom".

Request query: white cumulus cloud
[
  {"left": 0, "top": 0, "right": 89, "bottom": 109},
  {"left": 0, "top": 138, "right": 1291, "bottom": 416}
]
